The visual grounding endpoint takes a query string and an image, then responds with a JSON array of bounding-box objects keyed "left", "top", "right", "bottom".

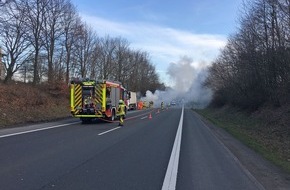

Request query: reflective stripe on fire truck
[
  {"left": 70, "top": 84, "right": 75, "bottom": 112},
  {"left": 74, "top": 84, "right": 82, "bottom": 114},
  {"left": 95, "top": 83, "right": 105, "bottom": 115}
]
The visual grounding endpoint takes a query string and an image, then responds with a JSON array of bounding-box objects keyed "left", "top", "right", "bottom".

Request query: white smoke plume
[{"left": 142, "top": 56, "right": 212, "bottom": 109}]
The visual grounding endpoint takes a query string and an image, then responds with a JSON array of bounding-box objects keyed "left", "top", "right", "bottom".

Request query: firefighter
[
  {"left": 149, "top": 101, "right": 154, "bottom": 108},
  {"left": 117, "top": 99, "right": 126, "bottom": 126}
]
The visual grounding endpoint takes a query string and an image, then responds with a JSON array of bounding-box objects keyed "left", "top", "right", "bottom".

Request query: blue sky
[{"left": 71, "top": 0, "right": 244, "bottom": 86}]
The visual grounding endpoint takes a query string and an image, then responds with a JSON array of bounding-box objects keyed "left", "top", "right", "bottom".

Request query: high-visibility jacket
[{"left": 117, "top": 104, "right": 125, "bottom": 116}]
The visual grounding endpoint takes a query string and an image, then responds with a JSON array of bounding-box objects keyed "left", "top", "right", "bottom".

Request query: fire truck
[{"left": 70, "top": 79, "right": 129, "bottom": 122}]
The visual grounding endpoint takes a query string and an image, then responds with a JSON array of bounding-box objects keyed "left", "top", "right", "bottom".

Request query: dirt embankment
[{"left": 0, "top": 82, "right": 70, "bottom": 127}]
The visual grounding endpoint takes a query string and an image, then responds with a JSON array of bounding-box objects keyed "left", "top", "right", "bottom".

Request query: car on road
[{"left": 170, "top": 101, "right": 176, "bottom": 106}]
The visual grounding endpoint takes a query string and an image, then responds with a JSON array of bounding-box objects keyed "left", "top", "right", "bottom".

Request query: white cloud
[{"left": 80, "top": 13, "right": 227, "bottom": 85}]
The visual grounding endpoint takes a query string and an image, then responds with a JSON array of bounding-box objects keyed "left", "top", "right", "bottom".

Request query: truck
[
  {"left": 128, "top": 91, "right": 137, "bottom": 110},
  {"left": 70, "top": 78, "right": 129, "bottom": 122}
]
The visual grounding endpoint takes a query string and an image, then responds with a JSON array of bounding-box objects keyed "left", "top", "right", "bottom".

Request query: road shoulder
[{"left": 192, "top": 111, "right": 290, "bottom": 190}]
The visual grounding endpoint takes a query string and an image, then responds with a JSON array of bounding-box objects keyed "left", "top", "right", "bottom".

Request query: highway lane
[
  {"left": 0, "top": 108, "right": 177, "bottom": 190},
  {"left": 0, "top": 107, "right": 266, "bottom": 190}
]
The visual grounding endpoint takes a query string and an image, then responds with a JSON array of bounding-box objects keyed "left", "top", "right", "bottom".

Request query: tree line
[
  {"left": 206, "top": 0, "right": 290, "bottom": 110},
  {"left": 0, "top": 0, "right": 164, "bottom": 95}
]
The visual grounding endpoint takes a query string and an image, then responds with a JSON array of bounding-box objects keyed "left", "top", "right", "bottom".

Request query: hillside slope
[{"left": 0, "top": 82, "right": 70, "bottom": 127}]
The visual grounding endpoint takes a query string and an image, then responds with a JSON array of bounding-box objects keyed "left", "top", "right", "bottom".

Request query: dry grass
[{"left": 0, "top": 82, "right": 70, "bottom": 127}]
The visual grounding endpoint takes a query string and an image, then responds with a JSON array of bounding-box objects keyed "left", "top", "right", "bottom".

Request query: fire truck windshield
[{"left": 82, "top": 87, "right": 94, "bottom": 96}]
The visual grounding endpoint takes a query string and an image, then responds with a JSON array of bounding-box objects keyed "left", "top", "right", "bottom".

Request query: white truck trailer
[{"left": 128, "top": 91, "right": 137, "bottom": 110}]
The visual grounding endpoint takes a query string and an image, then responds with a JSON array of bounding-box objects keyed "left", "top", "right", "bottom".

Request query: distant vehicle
[
  {"left": 128, "top": 91, "right": 137, "bottom": 110},
  {"left": 170, "top": 101, "right": 176, "bottom": 106}
]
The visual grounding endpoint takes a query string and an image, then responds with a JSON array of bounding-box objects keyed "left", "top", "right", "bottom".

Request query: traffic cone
[{"left": 149, "top": 113, "right": 152, "bottom": 119}]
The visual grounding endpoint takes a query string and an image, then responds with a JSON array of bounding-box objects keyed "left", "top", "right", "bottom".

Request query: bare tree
[
  {"left": 206, "top": 0, "right": 290, "bottom": 109},
  {"left": 22, "top": 0, "right": 48, "bottom": 85},
  {"left": 0, "top": 0, "right": 163, "bottom": 95},
  {"left": 113, "top": 37, "right": 131, "bottom": 83},
  {"left": 73, "top": 24, "right": 96, "bottom": 78},
  {"left": 61, "top": 2, "right": 78, "bottom": 84},
  {"left": 88, "top": 37, "right": 101, "bottom": 80},
  {"left": 42, "top": 0, "right": 67, "bottom": 84},
  {"left": 96, "top": 35, "right": 117, "bottom": 80},
  {"left": 0, "top": 0, "right": 32, "bottom": 83}
]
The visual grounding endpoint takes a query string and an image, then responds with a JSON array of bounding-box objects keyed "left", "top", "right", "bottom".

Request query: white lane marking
[
  {"left": 140, "top": 116, "right": 148, "bottom": 120},
  {"left": 98, "top": 127, "right": 121, "bottom": 136},
  {"left": 0, "top": 122, "right": 80, "bottom": 138},
  {"left": 162, "top": 106, "right": 184, "bottom": 190}
]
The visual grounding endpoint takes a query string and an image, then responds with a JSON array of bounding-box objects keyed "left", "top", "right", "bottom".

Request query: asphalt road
[{"left": 0, "top": 107, "right": 288, "bottom": 190}]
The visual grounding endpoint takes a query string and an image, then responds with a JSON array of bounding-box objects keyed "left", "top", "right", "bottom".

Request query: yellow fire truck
[{"left": 70, "top": 79, "right": 129, "bottom": 122}]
